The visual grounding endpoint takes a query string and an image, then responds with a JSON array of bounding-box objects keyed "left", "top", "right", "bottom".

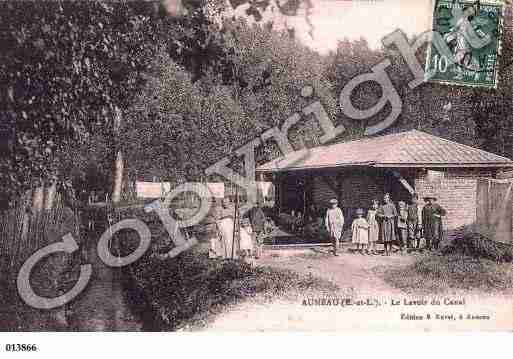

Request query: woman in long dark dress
[{"left": 377, "top": 193, "right": 397, "bottom": 256}]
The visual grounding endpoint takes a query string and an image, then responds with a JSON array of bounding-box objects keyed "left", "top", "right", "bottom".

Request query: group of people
[
  {"left": 325, "top": 193, "right": 446, "bottom": 256},
  {"left": 206, "top": 191, "right": 447, "bottom": 260},
  {"left": 279, "top": 205, "right": 323, "bottom": 234},
  {"left": 207, "top": 198, "right": 268, "bottom": 261}
]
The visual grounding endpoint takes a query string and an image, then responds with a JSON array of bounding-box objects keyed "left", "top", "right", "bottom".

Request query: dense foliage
[
  {"left": 471, "top": 5, "right": 513, "bottom": 157},
  {"left": 0, "top": 0, "right": 242, "bottom": 203},
  {"left": 125, "top": 248, "right": 338, "bottom": 330},
  {"left": 122, "top": 17, "right": 337, "bottom": 183},
  {"left": 2, "top": 0, "right": 512, "bottom": 204},
  {"left": 1, "top": 1, "right": 163, "bottom": 201}
]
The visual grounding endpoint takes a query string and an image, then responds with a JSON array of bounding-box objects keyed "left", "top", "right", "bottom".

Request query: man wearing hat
[
  {"left": 422, "top": 194, "right": 446, "bottom": 251},
  {"left": 325, "top": 198, "right": 345, "bottom": 256}
]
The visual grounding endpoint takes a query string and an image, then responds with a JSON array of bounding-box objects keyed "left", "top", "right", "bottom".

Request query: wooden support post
[
  {"left": 302, "top": 176, "right": 307, "bottom": 220},
  {"left": 391, "top": 170, "right": 415, "bottom": 195},
  {"left": 321, "top": 175, "right": 341, "bottom": 199},
  {"left": 277, "top": 175, "right": 282, "bottom": 214},
  {"left": 232, "top": 185, "right": 239, "bottom": 259}
]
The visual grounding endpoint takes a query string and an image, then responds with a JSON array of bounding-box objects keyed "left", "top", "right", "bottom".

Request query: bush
[
  {"left": 377, "top": 253, "right": 513, "bottom": 295},
  {"left": 95, "top": 203, "right": 337, "bottom": 330},
  {"left": 123, "top": 250, "right": 338, "bottom": 330},
  {"left": 442, "top": 228, "right": 513, "bottom": 263}
]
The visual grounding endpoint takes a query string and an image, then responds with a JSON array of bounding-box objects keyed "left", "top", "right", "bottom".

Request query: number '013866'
[{"left": 5, "top": 344, "right": 38, "bottom": 352}]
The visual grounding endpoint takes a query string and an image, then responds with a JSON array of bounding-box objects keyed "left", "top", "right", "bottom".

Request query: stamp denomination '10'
[{"left": 426, "top": 0, "right": 505, "bottom": 88}]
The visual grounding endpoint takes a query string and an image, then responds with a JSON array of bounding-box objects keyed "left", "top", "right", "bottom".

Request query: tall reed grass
[{"left": 0, "top": 197, "right": 81, "bottom": 330}]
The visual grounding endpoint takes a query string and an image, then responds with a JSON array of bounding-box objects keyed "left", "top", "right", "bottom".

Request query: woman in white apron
[{"left": 217, "top": 198, "right": 237, "bottom": 259}]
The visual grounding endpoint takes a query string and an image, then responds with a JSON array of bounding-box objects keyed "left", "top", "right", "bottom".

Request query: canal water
[{"left": 68, "top": 239, "right": 144, "bottom": 331}]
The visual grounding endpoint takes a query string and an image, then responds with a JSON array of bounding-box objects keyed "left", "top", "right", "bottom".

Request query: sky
[{"left": 230, "top": 0, "right": 433, "bottom": 54}]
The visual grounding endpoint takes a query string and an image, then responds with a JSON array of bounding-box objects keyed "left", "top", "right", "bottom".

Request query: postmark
[{"left": 425, "top": 0, "right": 505, "bottom": 88}]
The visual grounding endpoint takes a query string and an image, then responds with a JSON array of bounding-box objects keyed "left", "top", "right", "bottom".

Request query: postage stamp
[{"left": 425, "top": 0, "right": 505, "bottom": 88}]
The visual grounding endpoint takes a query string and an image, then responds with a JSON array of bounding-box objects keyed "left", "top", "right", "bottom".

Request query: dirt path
[
  {"left": 68, "top": 239, "right": 142, "bottom": 331},
  {"left": 259, "top": 247, "right": 414, "bottom": 295},
  {"left": 203, "top": 246, "right": 420, "bottom": 331}
]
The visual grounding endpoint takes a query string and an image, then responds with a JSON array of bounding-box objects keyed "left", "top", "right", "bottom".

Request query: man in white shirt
[{"left": 325, "top": 199, "right": 345, "bottom": 256}]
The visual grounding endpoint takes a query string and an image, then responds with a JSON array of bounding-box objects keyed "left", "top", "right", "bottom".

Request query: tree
[
  {"left": 325, "top": 38, "right": 384, "bottom": 139},
  {"left": 0, "top": 0, "right": 238, "bottom": 207},
  {"left": 471, "top": 3, "right": 513, "bottom": 158},
  {"left": 325, "top": 31, "right": 494, "bottom": 148},
  {"left": 122, "top": 16, "right": 338, "bottom": 185},
  {"left": 122, "top": 51, "right": 252, "bottom": 184},
  {"left": 220, "top": 17, "right": 338, "bottom": 162},
  {"left": 1, "top": 1, "right": 166, "bottom": 206}
]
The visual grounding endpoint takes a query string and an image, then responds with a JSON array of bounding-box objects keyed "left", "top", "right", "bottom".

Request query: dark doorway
[{"left": 280, "top": 174, "right": 306, "bottom": 216}]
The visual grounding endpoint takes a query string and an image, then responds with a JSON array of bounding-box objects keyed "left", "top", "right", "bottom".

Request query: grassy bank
[
  {"left": 376, "top": 229, "right": 513, "bottom": 295},
  {"left": 376, "top": 253, "right": 513, "bottom": 295},
  {"left": 123, "top": 248, "right": 338, "bottom": 331}
]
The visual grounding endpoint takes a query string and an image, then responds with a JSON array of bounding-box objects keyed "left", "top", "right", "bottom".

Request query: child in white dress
[{"left": 352, "top": 208, "right": 369, "bottom": 254}]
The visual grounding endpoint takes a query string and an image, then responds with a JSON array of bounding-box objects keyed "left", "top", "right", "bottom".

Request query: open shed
[{"left": 256, "top": 130, "right": 513, "bottom": 231}]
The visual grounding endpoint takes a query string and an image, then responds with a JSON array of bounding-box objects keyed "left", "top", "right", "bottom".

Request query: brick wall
[
  {"left": 414, "top": 168, "right": 494, "bottom": 230},
  {"left": 287, "top": 167, "right": 496, "bottom": 231}
]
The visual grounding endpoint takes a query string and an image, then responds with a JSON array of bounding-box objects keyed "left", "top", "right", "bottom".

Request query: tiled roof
[{"left": 257, "top": 130, "right": 513, "bottom": 172}]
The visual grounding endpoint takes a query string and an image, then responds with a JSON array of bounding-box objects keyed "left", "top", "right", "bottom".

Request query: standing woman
[
  {"left": 217, "top": 197, "right": 237, "bottom": 259},
  {"left": 325, "top": 198, "right": 345, "bottom": 256},
  {"left": 377, "top": 193, "right": 397, "bottom": 256},
  {"left": 248, "top": 201, "right": 267, "bottom": 259},
  {"left": 366, "top": 199, "right": 380, "bottom": 255}
]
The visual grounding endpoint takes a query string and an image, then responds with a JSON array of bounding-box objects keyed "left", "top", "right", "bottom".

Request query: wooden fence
[{"left": 476, "top": 178, "right": 513, "bottom": 244}]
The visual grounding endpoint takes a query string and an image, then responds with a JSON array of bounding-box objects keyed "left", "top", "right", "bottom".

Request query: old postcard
[{"left": 2, "top": 0, "right": 513, "bottom": 345}]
